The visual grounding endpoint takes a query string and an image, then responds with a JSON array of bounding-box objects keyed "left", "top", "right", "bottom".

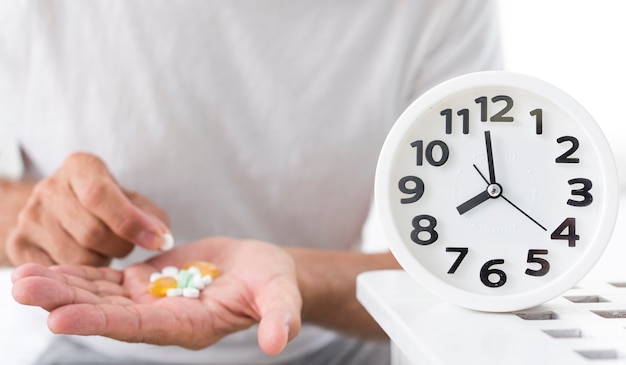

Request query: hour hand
[{"left": 457, "top": 190, "right": 491, "bottom": 215}]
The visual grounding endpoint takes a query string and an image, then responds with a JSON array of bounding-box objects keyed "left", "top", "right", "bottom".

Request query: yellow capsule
[
  {"left": 149, "top": 276, "right": 178, "bottom": 296},
  {"left": 182, "top": 261, "right": 220, "bottom": 279}
]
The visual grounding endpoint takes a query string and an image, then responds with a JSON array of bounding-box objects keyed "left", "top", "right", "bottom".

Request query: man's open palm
[{"left": 11, "top": 237, "right": 302, "bottom": 355}]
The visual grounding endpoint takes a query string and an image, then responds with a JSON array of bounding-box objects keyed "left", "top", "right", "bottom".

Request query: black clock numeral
[
  {"left": 525, "top": 249, "right": 550, "bottom": 277},
  {"left": 398, "top": 176, "right": 425, "bottom": 204},
  {"left": 550, "top": 217, "right": 579, "bottom": 247},
  {"left": 446, "top": 247, "right": 468, "bottom": 274},
  {"left": 410, "top": 140, "right": 449, "bottom": 167},
  {"left": 410, "top": 214, "right": 438, "bottom": 245},
  {"left": 567, "top": 178, "right": 593, "bottom": 207},
  {"left": 555, "top": 136, "right": 580, "bottom": 163},
  {"left": 490, "top": 96, "right": 515, "bottom": 122},
  {"left": 475, "top": 95, "right": 514, "bottom": 122},
  {"left": 480, "top": 259, "right": 507, "bottom": 288},
  {"left": 530, "top": 108, "right": 542, "bottom": 134},
  {"left": 440, "top": 108, "right": 469, "bottom": 134}
]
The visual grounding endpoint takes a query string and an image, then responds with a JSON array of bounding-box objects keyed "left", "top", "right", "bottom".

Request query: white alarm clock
[{"left": 375, "top": 71, "right": 619, "bottom": 312}]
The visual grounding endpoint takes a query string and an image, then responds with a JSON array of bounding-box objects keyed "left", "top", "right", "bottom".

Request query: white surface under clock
[{"left": 357, "top": 269, "right": 626, "bottom": 365}]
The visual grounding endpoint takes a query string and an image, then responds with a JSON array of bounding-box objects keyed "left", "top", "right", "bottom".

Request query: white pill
[
  {"left": 166, "top": 288, "right": 183, "bottom": 297},
  {"left": 161, "top": 266, "right": 179, "bottom": 278},
  {"left": 182, "top": 288, "right": 200, "bottom": 298},
  {"left": 201, "top": 275, "right": 213, "bottom": 286},
  {"left": 160, "top": 233, "right": 175, "bottom": 251},
  {"left": 149, "top": 272, "right": 163, "bottom": 283},
  {"left": 192, "top": 274, "right": 205, "bottom": 290}
]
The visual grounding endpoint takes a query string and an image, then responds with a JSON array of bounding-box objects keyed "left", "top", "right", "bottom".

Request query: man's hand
[
  {"left": 11, "top": 237, "right": 302, "bottom": 354},
  {"left": 5, "top": 152, "right": 171, "bottom": 266}
]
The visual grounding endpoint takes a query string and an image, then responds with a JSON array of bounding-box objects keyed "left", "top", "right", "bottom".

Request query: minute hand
[
  {"left": 472, "top": 164, "right": 548, "bottom": 232},
  {"left": 485, "top": 130, "right": 496, "bottom": 184}
]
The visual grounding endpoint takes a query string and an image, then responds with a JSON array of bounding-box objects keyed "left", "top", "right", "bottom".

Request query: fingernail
[
  {"left": 139, "top": 214, "right": 174, "bottom": 251},
  {"left": 137, "top": 231, "right": 174, "bottom": 251}
]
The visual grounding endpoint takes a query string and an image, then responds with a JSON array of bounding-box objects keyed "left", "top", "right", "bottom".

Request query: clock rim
[{"left": 375, "top": 70, "right": 619, "bottom": 312}]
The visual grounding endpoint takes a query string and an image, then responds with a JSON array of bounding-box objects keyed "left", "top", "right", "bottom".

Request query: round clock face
[{"left": 376, "top": 71, "right": 619, "bottom": 312}]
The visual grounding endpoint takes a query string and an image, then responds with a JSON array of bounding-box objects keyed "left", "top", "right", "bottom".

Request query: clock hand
[
  {"left": 472, "top": 165, "right": 548, "bottom": 231},
  {"left": 473, "top": 164, "right": 488, "bottom": 184},
  {"left": 461, "top": 135, "right": 546, "bottom": 230},
  {"left": 500, "top": 195, "right": 547, "bottom": 231},
  {"left": 484, "top": 130, "right": 497, "bottom": 184},
  {"left": 457, "top": 190, "right": 491, "bottom": 215},
  {"left": 457, "top": 167, "right": 503, "bottom": 215}
]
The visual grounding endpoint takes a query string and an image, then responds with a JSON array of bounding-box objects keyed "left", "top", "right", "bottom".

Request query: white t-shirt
[{"left": 0, "top": 1, "right": 503, "bottom": 363}]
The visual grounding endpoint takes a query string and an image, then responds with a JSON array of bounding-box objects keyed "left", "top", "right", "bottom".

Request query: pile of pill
[{"left": 149, "top": 261, "right": 220, "bottom": 298}]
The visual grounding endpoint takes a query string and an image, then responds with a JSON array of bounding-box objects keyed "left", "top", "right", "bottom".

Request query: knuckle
[
  {"left": 64, "top": 152, "right": 101, "bottom": 169},
  {"left": 15, "top": 199, "right": 46, "bottom": 233},
  {"left": 76, "top": 178, "right": 110, "bottom": 208},
  {"left": 16, "top": 205, "right": 40, "bottom": 226},
  {"left": 75, "top": 221, "right": 108, "bottom": 247},
  {"left": 5, "top": 230, "right": 49, "bottom": 266},
  {"left": 5, "top": 230, "right": 27, "bottom": 261},
  {"left": 30, "top": 177, "right": 57, "bottom": 199}
]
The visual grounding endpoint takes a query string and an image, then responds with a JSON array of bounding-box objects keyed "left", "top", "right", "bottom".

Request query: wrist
[{"left": 284, "top": 247, "right": 400, "bottom": 338}]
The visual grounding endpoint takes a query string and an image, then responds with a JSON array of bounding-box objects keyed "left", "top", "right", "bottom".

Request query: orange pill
[
  {"left": 182, "top": 261, "right": 220, "bottom": 279},
  {"left": 149, "top": 276, "right": 178, "bottom": 296}
]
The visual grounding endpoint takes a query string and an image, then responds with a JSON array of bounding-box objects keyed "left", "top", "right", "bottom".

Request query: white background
[
  {"left": 499, "top": 1, "right": 626, "bottom": 187},
  {"left": 2, "top": 2, "right": 626, "bottom": 364}
]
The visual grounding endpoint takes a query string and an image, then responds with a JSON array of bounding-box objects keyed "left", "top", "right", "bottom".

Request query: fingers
[
  {"left": 125, "top": 191, "right": 171, "bottom": 230},
  {"left": 9, "top": 200, "right": 111, "bottom": 266},
  {"left": 5, "top": 230, "right": 56, "bottom": 266},
  {"left": 45, "top": 296, "right": 250, "bottom": 350},
  {"left": 13, "top": 276, "right": 102, "bottom": 311},
  {"left": 48, "top": 181, "right": 134, "bottom": 258},
  {"left": 7, "top": 152, "right": 172, "bottom": 266},
  {"left": 11, "top": 263, "right": 128, "bottom": 311},
  {"left": 67, "top": 155, "right": 169, "bottom": 250},
  {"left": 10, "top": 263, "right": 191, "bottom": 346},
  {"left": 12, "top": 262, "right": 212, "bottom": 349},
  {"left": 11, "top": 262, "right": 62, "bottom": 283},
  {"left": 51, "top": 264, "right": 125, "bottom": 284},
  {"left": 46, "top": 302, "right": 203, "bottom": 348}
]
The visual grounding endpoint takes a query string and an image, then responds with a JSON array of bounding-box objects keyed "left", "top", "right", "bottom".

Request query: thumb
[
  {"left": 124, "top": 190, "right": 175, "bottom": 251},
  {"left": 124, "top": 190, "right": 171, "bottom": 228},
  {"left": 255, "top": 270, "right": 302, "bottom": 355},
  {"left": 257, "top": 307, "right": 301, "bottom": 355}
]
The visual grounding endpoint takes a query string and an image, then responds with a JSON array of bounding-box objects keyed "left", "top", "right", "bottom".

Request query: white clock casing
[{"left": 376, "top": 71, "right": 619, "bottom": 312}]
